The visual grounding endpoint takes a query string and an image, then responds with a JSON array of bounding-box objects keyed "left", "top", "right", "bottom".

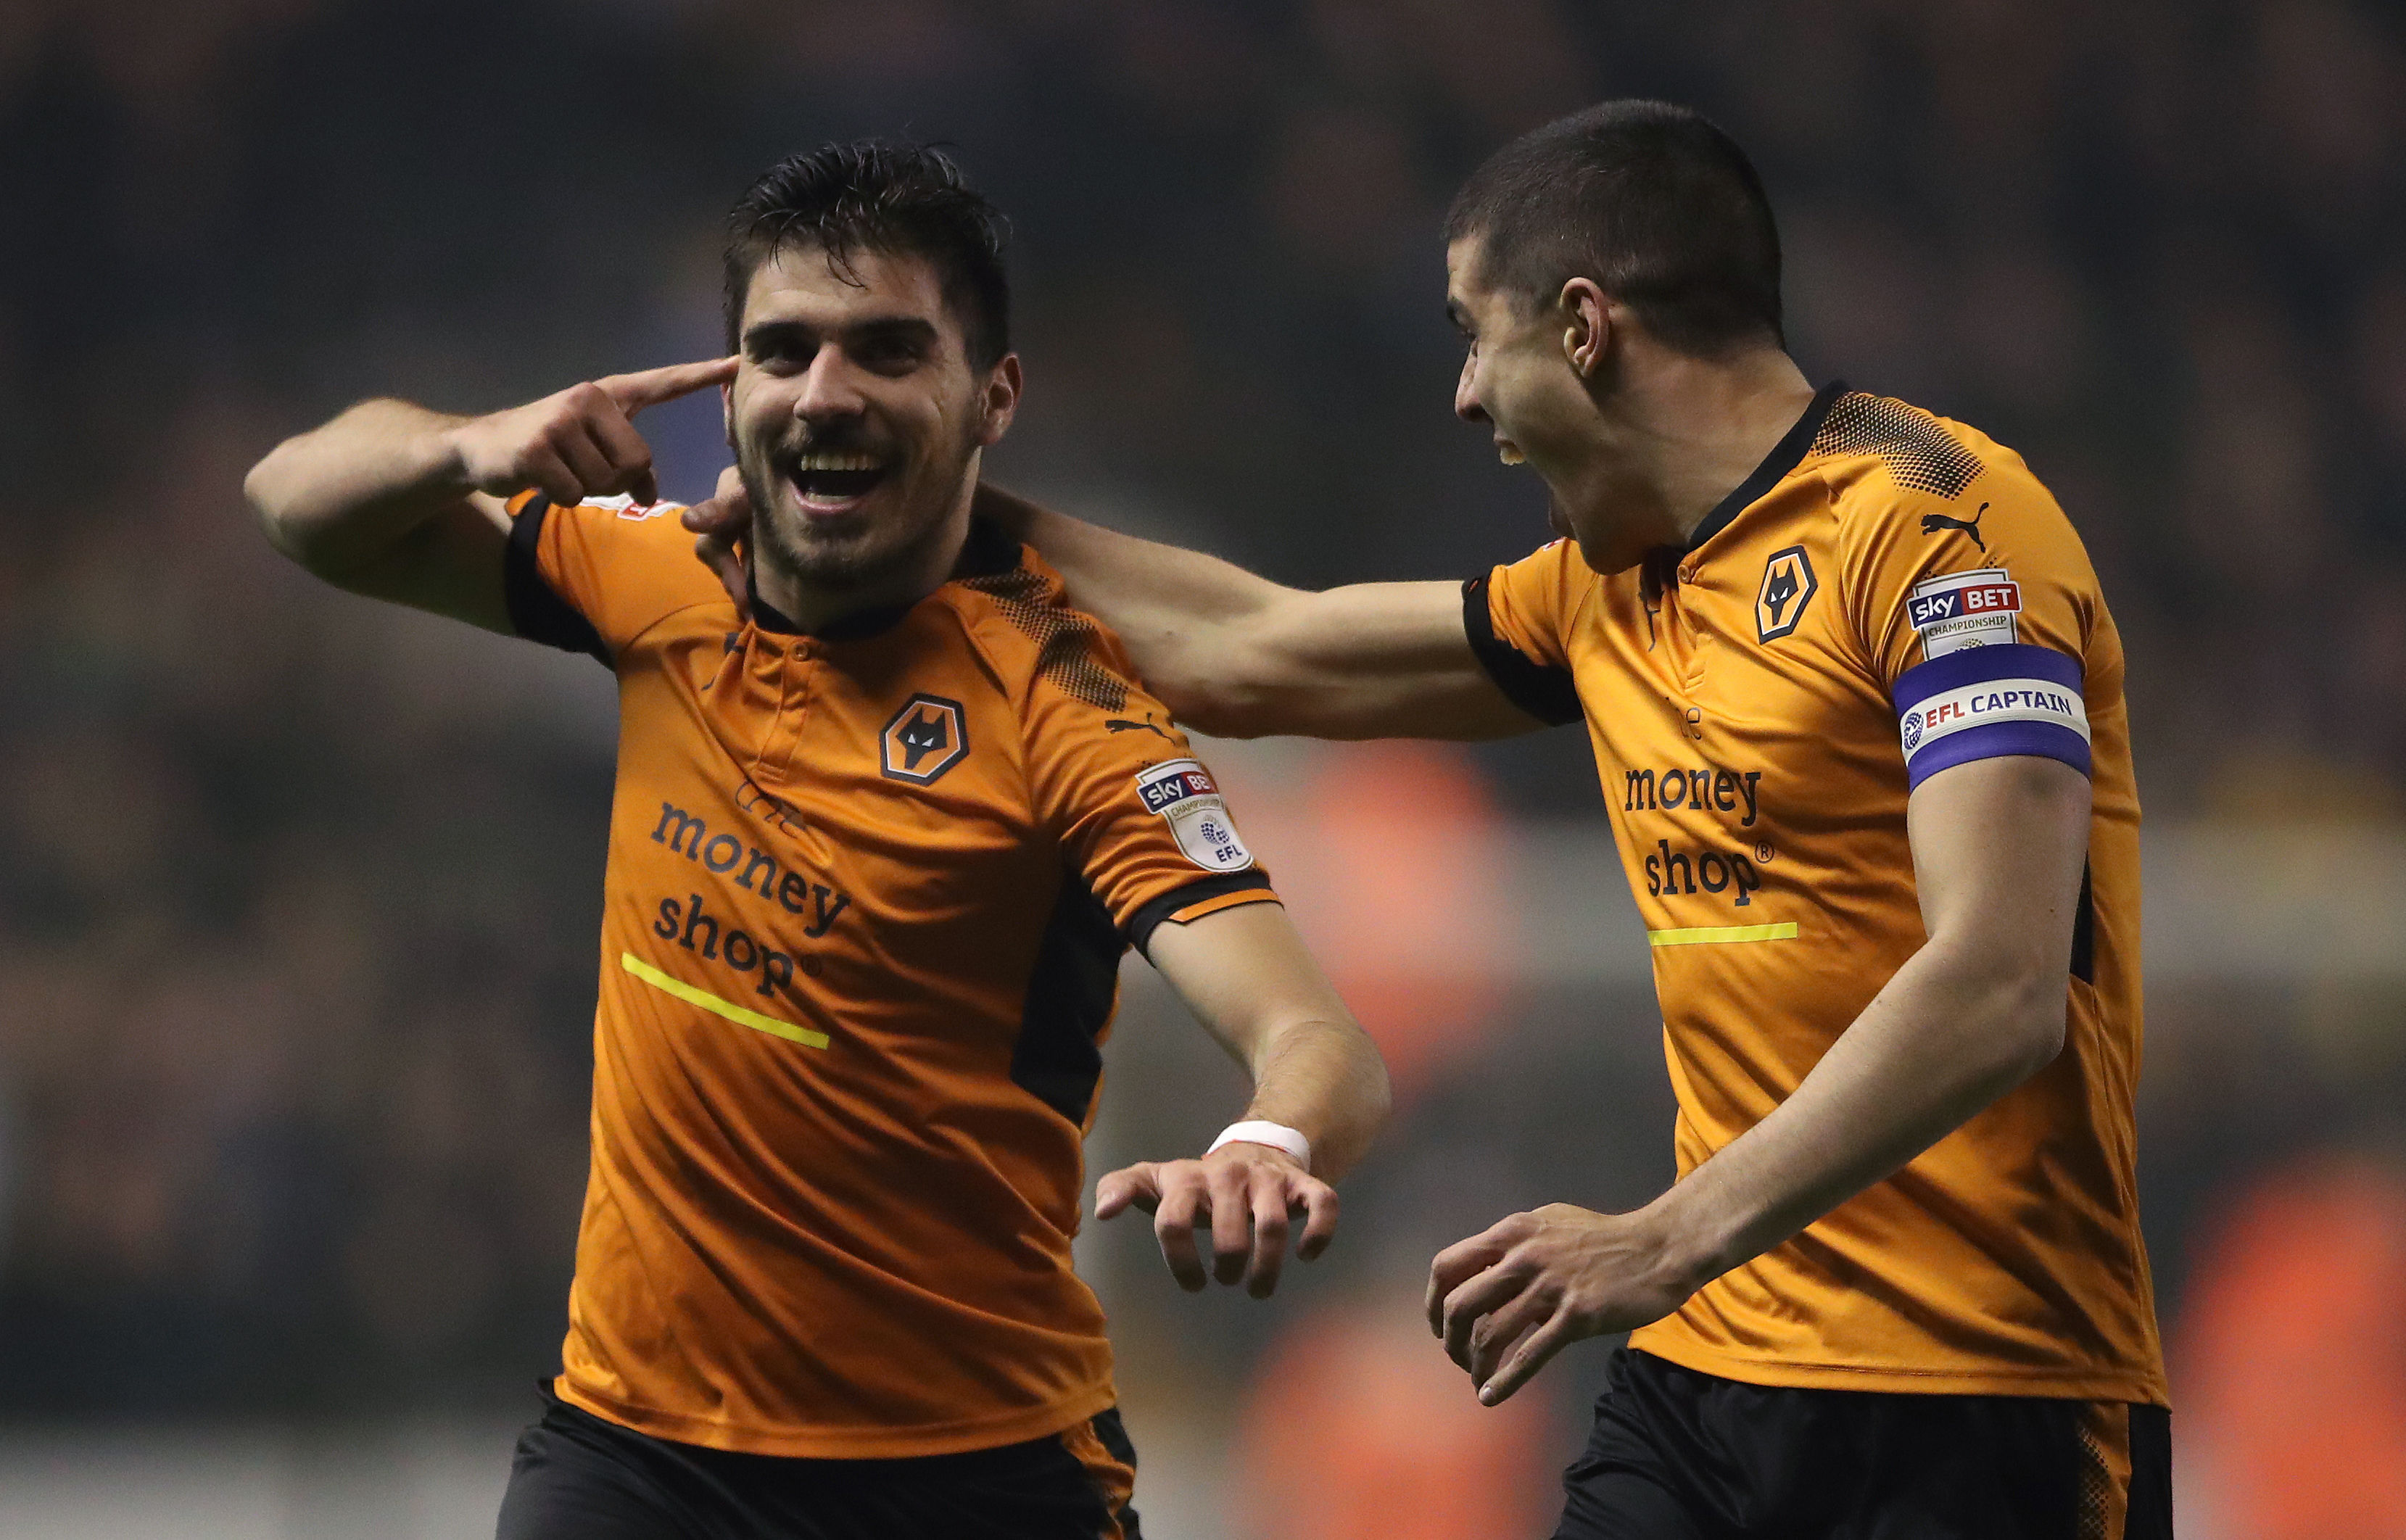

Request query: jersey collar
[
  {"left": 751, "top": 516, "right": 1025, "bottom": 641},
  {"left": 1679, "top": 378, "right": 1848, "bottom": 560}
]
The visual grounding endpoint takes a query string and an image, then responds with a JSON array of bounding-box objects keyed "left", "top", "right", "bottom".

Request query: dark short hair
[
  {"left": 1444, "top": 101, "right": 1783, "bottom": 356},
  {"left": 723, "top": 141, "right": 1012, "bottom": 369}
]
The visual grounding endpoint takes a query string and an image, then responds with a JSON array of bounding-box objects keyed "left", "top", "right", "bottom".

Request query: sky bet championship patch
[
  {"left": 1907, "top": 567, "right": 2020, "bottom": 657},
  {"left": 1135, "top": 758, "right": 1255, "bottom": 872}
]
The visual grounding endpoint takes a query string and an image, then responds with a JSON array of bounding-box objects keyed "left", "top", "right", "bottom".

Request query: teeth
[
  {"left": 795, "top": 452, "right": 884, "bottom": 472},
  {"left": 1498, "top": 444, "right": 1526, "bottom": 465}
]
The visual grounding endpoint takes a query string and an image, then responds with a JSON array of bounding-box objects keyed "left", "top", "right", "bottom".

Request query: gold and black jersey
[
  {"left": 504, "top": 490, "right": 1278, "bottom": 1457},
  {"left": 1469, "top": 385, "right": 2165, "bottom": 1406}
]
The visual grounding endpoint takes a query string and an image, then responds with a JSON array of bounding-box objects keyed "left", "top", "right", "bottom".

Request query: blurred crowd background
[{"left": 2, "top": 1, "right": 2403, "bottom": 1536}]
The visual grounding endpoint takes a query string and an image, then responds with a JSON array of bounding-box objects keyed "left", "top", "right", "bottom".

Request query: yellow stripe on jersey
[
  {"left": 621, "top": 952, "right": 830, "bottom": 1049},
  {"left": 1646, "top": 922, "right": 1801, "bottom": 948}
]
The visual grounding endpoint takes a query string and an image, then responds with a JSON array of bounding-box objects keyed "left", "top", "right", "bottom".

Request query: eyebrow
[
  {"left": 742, "top": 315, "right": 942, "bottom": 353},
  {"left": 848, "top": 316, "right": 941, "bottom": 349}
]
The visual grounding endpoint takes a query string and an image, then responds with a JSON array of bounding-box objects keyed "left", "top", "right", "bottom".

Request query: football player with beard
[{"left": 246, "top": 141, "right": 1389, "bottom": 1540}]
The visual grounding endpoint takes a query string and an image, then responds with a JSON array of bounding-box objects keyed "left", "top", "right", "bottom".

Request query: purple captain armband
[{"left": 1893, "top": 642, "right": 2091, "bottom": 790}]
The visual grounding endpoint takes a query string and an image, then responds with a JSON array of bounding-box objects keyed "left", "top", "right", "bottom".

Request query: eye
[
  {"left": 751, "top": 337, "right": 811, "bottom": 376},
  {"left": 856, "top": 336, "right": 925, "bottom": 373}
]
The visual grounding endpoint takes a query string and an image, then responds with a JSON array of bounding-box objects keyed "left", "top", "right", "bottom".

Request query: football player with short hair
[{"left": 247, "top": 141, "right": 1390, "bottom": 1540}]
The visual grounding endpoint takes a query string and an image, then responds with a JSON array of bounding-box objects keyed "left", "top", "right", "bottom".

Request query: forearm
[
  {"left": 245, "top": 399, "right": 476, "bottom": 579},
  {"left": 978, "top": 484, "right": 1294, "bottom": 728},
  {"left": 979, "top": 484, "right": 1286, "bottom": 629},
  {"left": 1236, "top": 1015, "right": 1392, "bottom": 1182},
  {"left": 983, "top": 484, "right": 1531, "bottom": 740},
  {"left": 1649, "top": 944, "right": 2065, "bottom": 1291}
]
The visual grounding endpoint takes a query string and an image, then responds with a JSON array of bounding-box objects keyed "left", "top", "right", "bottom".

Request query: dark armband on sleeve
[
  {"left": 1123, "top": 871, "right": 1281, "bottom": 957},
  {"left": 1461, "top": 575, "right": 1581, "bottom": 726},
  {"left": 504, "top": 495, "right": 613, "bottom": 668},
  {"left": 1893, "top": 642, "right": 2091, "bottom": 789}
]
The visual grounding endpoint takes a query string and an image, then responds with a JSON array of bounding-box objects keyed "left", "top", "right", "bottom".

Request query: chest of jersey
[
  {"left": 602, "top": 608, "right": 1062, "bottom": 1046},
  {"left": 1567, "top": 489, "right": 1917, "bottom": 942}
]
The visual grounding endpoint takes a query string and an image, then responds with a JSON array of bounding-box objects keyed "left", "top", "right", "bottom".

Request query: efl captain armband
[
  {"left": 1205, "top": 1120, "right": 1313, "bottom": 1172},
  {"left": 1893, "top": 642, "right": 2091, "bottom": 790}
]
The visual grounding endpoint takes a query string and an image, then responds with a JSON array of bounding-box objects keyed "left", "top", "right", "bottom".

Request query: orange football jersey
[
  {"left": 503, "top": 491, "right": 1277, "bottom": 1457},
  {"left": 1470, "top": 385, "right": 2166, "bottom": 1404}
]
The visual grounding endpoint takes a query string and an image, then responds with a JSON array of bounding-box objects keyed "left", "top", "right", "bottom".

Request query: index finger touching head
[{"left": 600, "top": 355, "right": 741, "bottom": 414}]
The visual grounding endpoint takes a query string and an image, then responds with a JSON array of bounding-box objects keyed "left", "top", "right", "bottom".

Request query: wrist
[
  {"left": 1640, "top": 1186, "right": 1739, "bottom": 1297},
  {"left": 1205, "top": 1119, "right": 1312, "bottom": 1172},
  {"left": 423, "top": 415, "right": 482, "bottom": 495}
]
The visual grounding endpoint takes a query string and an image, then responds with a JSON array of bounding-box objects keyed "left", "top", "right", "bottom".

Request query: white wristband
[{"left": 1205, "top": 1120, "right": 1312, "bottom": 1171}]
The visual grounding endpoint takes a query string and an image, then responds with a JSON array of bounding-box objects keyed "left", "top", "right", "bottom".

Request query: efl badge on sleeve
[
  {"left": 1756, "top": 546, "right": 1819, "bottom": 642},
  {"left": 1135, "top": 758, "right": 1256, "bottom": 872},
  {"left": 881, "top": 693, "right": 970, "bottom": 785}
]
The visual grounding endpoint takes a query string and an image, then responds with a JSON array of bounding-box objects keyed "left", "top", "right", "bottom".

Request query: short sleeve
[
  {"left": 1463, "top": 537, "right": 1590, "bottom": 726},
  {"left": 504, "top": 490, "right": 728, "bottom": 665},
  {"left": 1020, "top": 637, "right": 1279, "bottom": 956},
  {"left": 1840, "top": 460, "right": 2104, "bottom": 790}
]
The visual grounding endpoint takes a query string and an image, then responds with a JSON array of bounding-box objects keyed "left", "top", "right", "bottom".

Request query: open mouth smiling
[{"left": 787, "top": 450, "right": 893, "bottom": 510}]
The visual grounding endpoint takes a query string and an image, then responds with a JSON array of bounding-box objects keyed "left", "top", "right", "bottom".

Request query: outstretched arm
[
  {"left": 981, "top": 487, "right": 1532, "bottom": 740},
  {"left": 1095, "top": 901, "right": 1392, "bottom": 1299},
  {"left": 685, "top": 476, "right": 1545, "bottom": 740},
  {"left": 1429, "top": 753, "right": 2091, "bottom": 1403},
  {"left": 244, "top": 357, "right": 735, "bottom": 629}
]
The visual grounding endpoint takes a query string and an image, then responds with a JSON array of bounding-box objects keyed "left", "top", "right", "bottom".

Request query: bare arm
[
  {"left": 979, "top": 485, "right": 1538, "bottom": 740},
  {"left": 1431, "top": 753, "right": 2091, "bottom": 1402},
  {"left": 244, "top": 358, "right": 736, "bottom": 629},
  {"left": 1094, "top": 901, "right": 1393, "bottom": 1298}
]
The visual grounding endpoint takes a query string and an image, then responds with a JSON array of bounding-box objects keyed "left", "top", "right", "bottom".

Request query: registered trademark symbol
[{"left": 1756, "top": 843, "right": 1774, "bottom": 864}]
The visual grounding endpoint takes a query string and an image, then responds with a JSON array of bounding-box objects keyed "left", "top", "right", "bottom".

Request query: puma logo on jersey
[
  {"left": 1106, "top": 718, "right": 1172, "bottom": 741},
  {"left": 1920, "top": 502, "right": 1988, "bottom": 552},
  {"left": 880, "top": 693, "right": 970, "bottom": 785},
  {"left": 1755, "top": 547, "right": 1819, "bottom": 642}
]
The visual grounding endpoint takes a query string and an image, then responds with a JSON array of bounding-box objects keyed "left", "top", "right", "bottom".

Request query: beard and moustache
[{"left": 737, "top": 423, "right": 980, "bottom": 595}]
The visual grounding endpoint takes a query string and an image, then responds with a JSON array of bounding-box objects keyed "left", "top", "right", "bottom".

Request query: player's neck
[
  {"left": 1560, "top": 347, "right": 1818, "bottom": 560},
  {"left": 751, "top": 484, "right": 976, "bottom": 635}
]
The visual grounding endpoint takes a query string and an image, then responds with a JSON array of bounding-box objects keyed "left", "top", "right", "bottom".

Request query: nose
[
  {"left": 1454, "top": 350, "right": 1487, "bottom": 424},
  {"left": 795, "top": 348, "right": 868, "bottom": 426}
]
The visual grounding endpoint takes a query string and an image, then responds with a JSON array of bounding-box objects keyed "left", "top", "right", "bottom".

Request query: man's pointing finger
[{"left": 598, "top": 355, "right": 740, "bottom": 414}]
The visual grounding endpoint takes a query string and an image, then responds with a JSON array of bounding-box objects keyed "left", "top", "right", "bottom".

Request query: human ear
[
  {"left": 1559, "top": 278, "right": 1611, "bottom": 378},
  {"left": 978, "top": 354, "right": 1024, "bottom": 447},
  {"left": 722, "top": 381, "right": 735, "bottom": 449}
]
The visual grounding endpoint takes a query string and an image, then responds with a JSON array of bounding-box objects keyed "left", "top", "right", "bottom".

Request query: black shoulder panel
[
  {"left": 503, "top": 496, "right": 613, "bottom": 668},
  {"left": 1461, "top": 575, "right": 1582, "bottom": 726}
]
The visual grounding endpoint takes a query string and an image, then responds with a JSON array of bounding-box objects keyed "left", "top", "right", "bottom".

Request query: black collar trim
[
  {"left": 748, "top": 515, "right": 1025, "bottom": 640},
  {"left": 1680, "top": 378, "right": 1848, "bottom": 558}
]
